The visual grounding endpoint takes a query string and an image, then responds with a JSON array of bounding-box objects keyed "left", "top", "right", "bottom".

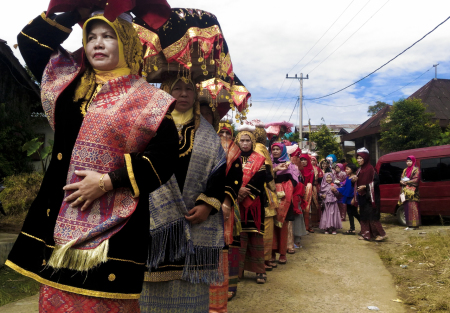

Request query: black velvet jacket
[{"left": 6, "top": 12, "right": 178, "bottom": 299}]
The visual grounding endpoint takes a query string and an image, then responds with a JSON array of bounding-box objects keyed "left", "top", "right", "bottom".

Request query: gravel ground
[{"left": 228, "top": 220, "right": 405, "bottom": 313}]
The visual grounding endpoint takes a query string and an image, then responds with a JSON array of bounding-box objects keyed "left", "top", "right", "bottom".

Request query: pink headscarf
[{"left": 405, "top": 155, "right": 417, "bottom": 178}]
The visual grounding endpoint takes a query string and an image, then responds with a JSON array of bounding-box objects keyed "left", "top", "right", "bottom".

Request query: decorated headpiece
[
  {"left": 357, "top": 147, "right": 370, "bottom": 154},
  {"left": 218, "top": 118, "right": 233, "bottom": 137},
  {"left": 235, "top": 124, "right": 256, "bottom": 150}
]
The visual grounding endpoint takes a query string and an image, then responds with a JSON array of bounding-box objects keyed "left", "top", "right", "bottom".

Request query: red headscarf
[
  {"left": 300, "top": 153, "right": 314, "bottom": 185},
  {"left": 311, "top": 156, "right": 323, "bottom": 179},
  {"left": 356, "top": 152, "right": 375, "bottom": 187},
  {"left": 405, "top": 155, "right": 416, "bottom": 178}
]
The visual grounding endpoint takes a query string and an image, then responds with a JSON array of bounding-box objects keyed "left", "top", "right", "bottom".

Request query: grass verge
[
  {"left": 377, "top": 228, "right": 450, "bottom": 312},
  {"left": 0, "top": 266, "right": 39, "bottom": 306}
]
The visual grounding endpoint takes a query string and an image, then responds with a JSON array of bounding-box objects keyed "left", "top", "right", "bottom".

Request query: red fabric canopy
[{"left": 47, "top": 0, "right": 171, "bottom": 30}]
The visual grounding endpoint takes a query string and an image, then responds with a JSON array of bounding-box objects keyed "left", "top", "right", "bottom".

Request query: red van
[{"left": 376, "top": 145, "right": 450, "bottom": 225}]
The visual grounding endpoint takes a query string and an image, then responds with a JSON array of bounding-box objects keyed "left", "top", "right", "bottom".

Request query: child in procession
[{"left": 319, "top": 173, "right": 342, "bottom": 234}]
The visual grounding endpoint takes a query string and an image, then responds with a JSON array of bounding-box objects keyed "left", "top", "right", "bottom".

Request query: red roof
[{"left": 375, "top": 144, "right": 450, "bottom": 172}]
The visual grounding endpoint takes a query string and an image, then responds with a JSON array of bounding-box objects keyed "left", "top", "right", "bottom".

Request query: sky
[{"left": 2, "top": 0, "right": 450, "bottom": 127}]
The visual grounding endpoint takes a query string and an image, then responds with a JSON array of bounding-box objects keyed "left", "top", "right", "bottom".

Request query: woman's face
[
  {"left": 85, "top": 21, "right": 120, "bottom": 71},
  {"left": 272, "top": 146, "right": 282, "bottom": 158},
  {"left": 239, "top": 134, "right": 252, "bottom": 152},
  {"left": 219, "top": 129, "right": 231, "bottom": 140},
  {"left": 321, "top": 162, "right": 327, "bottom": 170},
  {"left": 357, "top": 156, "right": 364, "bottom": 166},
  {"left": 171, "top": 80, "right": 196, "bottom": 113},
  {"left": 335, "top": 166, "right": 341, "bottom": 173},
  {"left": 326, "top": 175, "right": 333, "bottom": 184},
  {"left": 291, "top": 156, "right": 301, "bottom": 168},
  {"left": 345, "top": 166, "right": 353, "bottom": 176},
  {"left": 311, "top": 159, "right": 317, "bottom": 166},
  {"left": 406, "top": 159, "right": 413, "bottom": 167},
  {"left": 300, "top": 158, "right": 308, "bottom": 167}
]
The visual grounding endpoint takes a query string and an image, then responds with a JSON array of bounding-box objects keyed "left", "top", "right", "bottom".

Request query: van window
[
  {"left": 421, "top": 157, "right": 450, "bottom": 182},
  {"left": 379, "top": 161, "right": 406, "bottom": 185}
]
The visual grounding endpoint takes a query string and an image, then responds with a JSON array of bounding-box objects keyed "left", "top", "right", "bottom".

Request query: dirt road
[{"left": 228, "top": 221, "right": 405, "bottom": 313}]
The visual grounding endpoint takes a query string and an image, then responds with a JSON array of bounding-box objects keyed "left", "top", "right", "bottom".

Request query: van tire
[{"left": 397, "top": 205, "right": 406, "bottom": 226}]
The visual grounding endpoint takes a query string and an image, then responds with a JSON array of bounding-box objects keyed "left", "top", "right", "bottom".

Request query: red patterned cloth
[
  {"left": 360, "top": 220, "right": 386, "bottom": 240},
  {"left": 272, "top": 221, "right": 288, "bottom": 256},
  {"left": 239, "top": 232, "right": 265, "bottom": 275},
  {"left": 209, "top": 250, "right": 229, "bottom": 313},
  {"left": 39, "top": 285, "right": 140, "bottom": 312},
  {"left": 404, "top": 201, "right": 421, "bottom": 227},
  {"left": 275, "top": 181, "right": 294, "bottom": 225}
]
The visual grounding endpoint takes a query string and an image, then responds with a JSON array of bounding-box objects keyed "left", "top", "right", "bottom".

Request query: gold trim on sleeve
[
  {"left": 225, "top": 191, "right": 236, "bottom": 205},
  {"left": 196, "top": 193, "right": 222, "bottom": 210},
  {"left": 124, "top": 154, "right": 140, "bottom": 198},
  {"left": 40, "top": 12, "right": 72, "bottom": 33},
  {"left": 5, "top": 260, "right": 140, "bottom": 300},
  {"left": 20, "top": 32, "right": 54, "bottom": 51},
  {"left": 142, "top": 156, "right": 162, "bottom": 186},
  {"left": 21, "top": 231, "right": 55, "bottom": 249}
]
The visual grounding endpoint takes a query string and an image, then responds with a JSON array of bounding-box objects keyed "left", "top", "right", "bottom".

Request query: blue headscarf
[
  {"left": 326, "top": 154, "right": 337, "bottom": 164},
  {"left": 271, "top": 142, "right": 290, "bottom": 163}
]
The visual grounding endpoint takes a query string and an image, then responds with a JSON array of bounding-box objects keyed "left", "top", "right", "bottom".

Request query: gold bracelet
[{"left": 99, "top": 174, "right": 108, "bottom": 192}]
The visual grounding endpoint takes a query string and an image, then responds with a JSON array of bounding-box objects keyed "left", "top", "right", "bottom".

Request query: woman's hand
[
  {"left": 331, "top": 186, "right": 337, "bottom": 193},
  {"left": 63, "top": 170, "right": 112, "bottom": 211},
  {"left": 357, "top": 185, "right": 366, "bottom": 192},
  {"left": 351, "top": 176, "right": 358, "bottom": 183},
  {"left": 321, "top": 194, "right": 326, "bottom": 199},
  {"left": 274, "top": 163, "right": 289, "bottom": 172},
  {"left": 222, "top": 195, "right": 233, "bottom": 221},
  {"left": 185, "top": 204, "right": 212, "bottom": 224},
  {"left": 400, "top": 180, "right": 406, "bottom": 186},
  {"left": 238, "top": 187, "right": 251, "bottom": 202}
]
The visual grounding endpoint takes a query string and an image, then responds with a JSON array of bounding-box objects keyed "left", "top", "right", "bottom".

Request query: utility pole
[
  {"left": 286, "top": 73, "right": 309, "bottom": 148},
  {"left": 433, "top": 63, "right": 439, "bottom": 80}
]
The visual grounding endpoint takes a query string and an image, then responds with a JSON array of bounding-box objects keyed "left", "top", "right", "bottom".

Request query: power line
[
  {"left": 265, "top": 1, "right": 355, "bottom": 121},
  {"left": 308, "top": 0, "right": 390, "bottom": 75},
  {"left": 297, "top": 0, "right": 372, "bottom": 74},
  {"left": 288, "top": 98, "right": 299, "bottom": 122},
  {"left": 286, "top": 0, "right": 355, "bottom": 74},
  {"left": 306, "top": 66, "right": 433, "bottom": 107},
  {"left": 304, "top": 15, "right": 450, "bottom": 101}
]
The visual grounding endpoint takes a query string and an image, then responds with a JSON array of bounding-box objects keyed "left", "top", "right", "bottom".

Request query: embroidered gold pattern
[
  {"left": 20, "top": 32, "right": 53, "bottom": 51},
  {"left": 179, "top": 125, "right": 195, "bottom": 157},
  {"left": 5, "top": 260, "right": 140, "bottom": 299},
  {"left": 107, "top": 257, "right": 145, "bottom": 266},
  {"left": 40, "top": 12, "right": 72, "bottom": 33},
  {"left": 21, "top": 231, "right": 55, "bottom": 249},
  {"left": 196, "top": 193, "right": 221, "bottom": 210},
  {"left": 144, "top": 270, "right": 183, "bottom": 282},
  {"left": 142, "top": 156, "right": 162, "bottom": 186},
  {"left": 124, "top": 154, "right": 140, "bottom": 198}
]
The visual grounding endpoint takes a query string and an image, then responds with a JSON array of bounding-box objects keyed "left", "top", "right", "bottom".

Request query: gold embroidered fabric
[
  {"left": 40, "top": 12, "right": 72, "bottom": 33},
  {"left": 20, "top": 32, "right": 54, "bottom": 51},
  {"left": 142, "top": 156, "right": 162, "bottom": 186},
  {"left": 196, "top": 193, "right": 221, "bottom": 210},
  {"left": 125, "top": 154, "right": 140, "bottom": 198},
  {"left": 21, "top": 231, "right": 55, "bottom": 249},
  {"left": 144, "top": 270, "right": 183, "bottom": 282}
]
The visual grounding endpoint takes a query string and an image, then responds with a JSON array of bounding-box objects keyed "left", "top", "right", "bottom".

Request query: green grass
[
  {"left": 378, "top": 230, "right": 450, "bottom": 313},
  {"left": 0, "top": 266, "right": 39, "bottom": 306}
]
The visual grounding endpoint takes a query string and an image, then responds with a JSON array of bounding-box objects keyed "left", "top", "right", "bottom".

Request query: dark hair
[
  {"left": 346, "top": 163, "right": 357, "bottom": 174},
  {"left": 340, "top": 159, "right": 346, "bottom": 163}
]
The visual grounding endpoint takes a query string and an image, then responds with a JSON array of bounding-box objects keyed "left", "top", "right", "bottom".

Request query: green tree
[
  {"left": 432, "top": 125, "right": 450, "bottom": 146},
  {"left": 310, "top": 124, "right": 343, "bottom": 160},
  {"left": 367, "top": 101, "right": 389, "bottom": 116},
  {"left": 380, "top": 98, "right": 441, "bottom": 152}
]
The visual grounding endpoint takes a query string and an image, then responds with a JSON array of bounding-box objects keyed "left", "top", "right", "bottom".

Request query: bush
[{"left": 0, "top": 172, "right": 43, "bottom": 215}]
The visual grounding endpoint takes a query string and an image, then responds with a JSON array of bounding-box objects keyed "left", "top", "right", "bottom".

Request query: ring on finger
[{"left": 78, "top": 196, "right": 84, "bottom": 202}]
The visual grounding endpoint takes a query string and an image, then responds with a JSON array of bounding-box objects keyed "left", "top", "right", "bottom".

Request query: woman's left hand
[
  {"left": 185, "top": 204, "right": 212, "bottom": 224},
  {"left": 63, "top": 170, "right": 109, "bottom": 211}
]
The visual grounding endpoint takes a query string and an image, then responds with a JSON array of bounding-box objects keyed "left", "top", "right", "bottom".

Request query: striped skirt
[
  {"left": 239, "top": 232, "right": 265, "bottom": 275},
  {"left": 228, "top": 245, "right": 240, "bottom": 294},
  {"left": 263, "top": 217, "right": 274, "bottom": 261},
  {"left": 404, "top": 201, "right": 421, "bottom": 227},
  {"left": 140, "top": 280, "right": 209, "bottom": 313}
]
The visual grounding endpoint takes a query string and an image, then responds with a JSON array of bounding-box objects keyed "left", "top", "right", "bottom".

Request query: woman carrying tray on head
[{"left": 7, "top": 8, "right": 178, "bottom": 312}]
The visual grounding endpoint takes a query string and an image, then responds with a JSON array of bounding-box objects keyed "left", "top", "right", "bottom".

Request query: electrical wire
[
  {"left": 297, "top": 0, "right": 372, "bottom": 74},
  {"left": 288, "top": 98, "right": 299, "bottom": 122},
  {"left": 265, "top": 0, "right": 355, "bottom": 121},
  {"left": 286, "top": 0, "right": 355, "bottom": 74},
  {"left": 308, "top": 0, "right": 390, "bottom": 75},
  {"left": 304, "top": 15, "right": 450, "bottom": 101},
  {"left": 306, "top": 66, "right": 433, "bottom": 107}
]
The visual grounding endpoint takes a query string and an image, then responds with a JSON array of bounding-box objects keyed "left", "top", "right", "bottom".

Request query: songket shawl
[
  {"left": 42, "top": 48, "right": 174, "bottom": 272},
  {"left": 147, "top": 116, "right": 226, "bottom": 284}
]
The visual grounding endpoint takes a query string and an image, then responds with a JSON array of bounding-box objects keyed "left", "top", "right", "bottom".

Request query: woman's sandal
[
  {"left": 344, "top": 230, "right": 356, "bottom": 235},
  {"left": 269, "top": 261, "right": 277, "bottom": 268},
  {"left": 228, "top": 291, "right": 236, "bottom": 301},
  {"left": 375, "top": 235, "right": 387, "bottom": 242},
  {"left": 256, "top": 273, "right": 266, "bottom": 284},
  {"left": 358, "top": 236, "right": 366, "bottom": 240},
  {"left": 287, "top": 248, "right": 295, "bottom": 254},
  {"left": 278, "top": 256, "right": 287, "bottom": 264},
  {"left": 307, "top": 228, "right": 315, "bottom": 233},
  {"left": 264, "top": 263, "right": 273, "bottom": 271}
]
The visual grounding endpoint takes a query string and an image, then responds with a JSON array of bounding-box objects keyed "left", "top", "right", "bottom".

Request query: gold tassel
[{"left": 47, "top": 239, "right": 109, "bottom": 272}]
